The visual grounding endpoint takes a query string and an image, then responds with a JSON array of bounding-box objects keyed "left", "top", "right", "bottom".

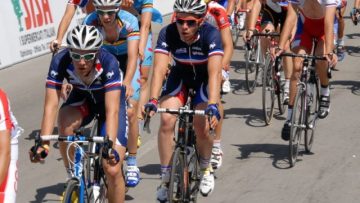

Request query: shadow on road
[
  {"left": 330, "top": 80, "right": 360, "bottom": 96},
  {"left": 233, "top": 144, "right": 292, "bottom": 169},
  {"left": 345, "top": 45, "right": 360, "bottom": 57},
  {"left": 139, "top": 163, "right": 161, "bottom": 176},
  {"left": 224, "top": 107, "right": 266, "bottom": 127},
  {"left": 29, "top": 183, "right": 64, "bottom": 203},
  {"left": 231, "top": 60, "right": 246, "bottom": 74}
]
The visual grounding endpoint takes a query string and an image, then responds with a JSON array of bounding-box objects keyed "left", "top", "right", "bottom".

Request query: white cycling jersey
[
  {"left": 289, "top": 0, "right": 339, "bottom": 8},
  {"left": 0, "top": 89, "right": 23, "bottom": 203}
]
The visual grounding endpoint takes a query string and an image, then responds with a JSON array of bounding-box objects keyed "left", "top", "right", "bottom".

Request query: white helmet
[
  {"left": 66, "top": 25, "right": 103, "bottom": 51},
  {"left": 173, "top": 0, "right": 207, "bottom": 16},
  {"left": 93, "top": 0, "right": 122, "bottom": 7}
]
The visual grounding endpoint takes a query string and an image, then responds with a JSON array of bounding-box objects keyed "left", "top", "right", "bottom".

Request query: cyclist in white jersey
[{"left": 0, "top": 89, "right": 23, "bottom": 203}]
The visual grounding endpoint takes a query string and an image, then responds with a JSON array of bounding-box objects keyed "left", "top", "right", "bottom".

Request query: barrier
[{"left": 0, "top": 0, "right": 174, "bottom": 69}]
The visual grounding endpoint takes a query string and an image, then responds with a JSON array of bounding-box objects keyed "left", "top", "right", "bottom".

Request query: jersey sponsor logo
[
  {"left": 175, "top": 48, "right": 187, "bottom": 54},
  {"left": 192, "top": 51, "right": 204, "bottom": 56},
  {"left": 209, "top": 42, "right": 216, "bottom": 50},
  {"left": 161, "top": 42, "right": 168, "bottom": 48},
  {"left": 106, "top": 71, "right": 115, "bottom": 79},
  {"left": 192, "top": 46, "right": 202, "bottom": 51},
  {"left": 50, "top": 70, "right": 58, "bottom": 78}
]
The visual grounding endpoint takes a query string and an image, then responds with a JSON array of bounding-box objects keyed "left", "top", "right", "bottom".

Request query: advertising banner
[
  {"left": 0, "top": 0, "right": 86, "bottom": 69},
  {"left": 0, "top": 0, "right": 173, "bottom": 69}
]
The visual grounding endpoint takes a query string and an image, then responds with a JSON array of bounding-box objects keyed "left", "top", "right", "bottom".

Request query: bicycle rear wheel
[
  {"left": 245, "top": 38, "right": 260, "bottom": 94},
  {"left": 169, "top": 148, "right": 186, "bottom": 203},
  {"left": 305, "top": 78, "right": 320, "bottom": 153},
  {"left": 232, "top": 13, "right": 241, "bottom": 45},
  {"left": 63, "top": 179, "right": 81, "bottom": 203},
  {"left": 289, "top": 87, "right": 305, "bottom": 167},
  {"left": 262, "top": 55, "right": 275, "bottom": 125}
]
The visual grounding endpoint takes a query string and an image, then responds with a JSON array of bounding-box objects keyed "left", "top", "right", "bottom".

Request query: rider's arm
[
  {"left": 278, "top": 3, "right": 298, "bottom": 49},
  {"left": 247, "top": 0, "right": 261, "bottom": 30},
  {"left": 208, "top": 55, "right": 222, "bottom": 104},
  {"left": 40, "top": 88, "right": 60, "bottom": 145},
  {"left": 220, "top": 27, "right": 234, "bottom": 69},
  {"left": 104, "top": 90, "right": 120, "bottom": 143},
  {"left": 149, "top": 52, "right": 169, "bottom": 100},
  {"left": 55, "top": 4, "right": 77, "bottom": 45},
  {"left": 124, "top": 38, "right": 140, "bottom": 85},
  {"left": 324, "top": 6, "right": 337, "bottom": 54},
  {"left": 226, "top": 0, "right": 236, "bottom": 16},
  {"left": 139, "top": 11, "right": 152, "bottom": 61}
]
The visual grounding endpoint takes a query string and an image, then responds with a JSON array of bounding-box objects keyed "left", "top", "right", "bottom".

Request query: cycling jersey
[
  {"left": 83, "top": 10, "right": 141, "bottom": 100},
  {"left": 0, "top": 89, "right": 22, "bottom": 203},
  {"left": 132, "top": 0, "right": 163, "bottom": 23},
  {"left": 289, "top": 0, "right": 338, "bottom": 8},
  {"left": 155, "top": 22, "right": 224, "bottom": 105},
  {"left": 216, "top": 0, "right": 229, "bottom": 8},
  {"left": 47, "top": 48, "right": 128, "bottom": 146}
]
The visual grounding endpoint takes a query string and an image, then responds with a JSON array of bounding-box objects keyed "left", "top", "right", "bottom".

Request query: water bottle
[{"left": 186, "top": 146, "right": 195, "bottom": 172}]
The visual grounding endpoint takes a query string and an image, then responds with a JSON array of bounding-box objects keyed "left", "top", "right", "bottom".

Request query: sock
[
  {"left": 199, "top": 157, "right": 211, "bottom": 170},
  {"left": 160, "top": 166, "right": 171, "bottom": 183},
  {"left": 287, "top": 106, "right": 293, "bottom": 121},
  {"left": 321, "top": 85, "right": 330, "bottom": 97},
  {"left": 213, "top": 139, "right": 221, "bottom": 149},
  {"left": 127, "top": 153, "right": 137, "bottom": 166},
  {"left": 337, "top": 38, "right": 345, "bottom": 46}
]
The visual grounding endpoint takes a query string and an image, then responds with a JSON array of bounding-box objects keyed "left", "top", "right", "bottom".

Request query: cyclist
[
  {"left": 83, "top": 0, "right": 142, "bottom": 187},
  {"left": 144, "top": 0, "right": 223, "bottom": 200},
  {"left": 350, "top": 0, "right": 360, "bottom": 25},
  {"left": 29, "top": 25, "right": 128, "bottom": 202},
  {"left": 274, "top": 0, "right": 338, "bottom": 141},
  {"left": 245, "top": 0, "right": 295, "bottom": 104},
  {"left": 0, "top": 89, "right": 23, "bottom": 203},
  {"left": 120, "top": 0, "right": 163, "bottom": 167},
  {"left": 49, "top": 0, "right": 96, "bottom": 52}
]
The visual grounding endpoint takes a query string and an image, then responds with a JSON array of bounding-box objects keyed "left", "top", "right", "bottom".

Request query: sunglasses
[
  {"left": 70, "top": 52, "right": 97, "bottom": 61},
  {"left": 96, "top": 9, "right": 118, "bottom": 16},
  {"left": 176, "top": 18, "right": 199, "bottom": 27}
]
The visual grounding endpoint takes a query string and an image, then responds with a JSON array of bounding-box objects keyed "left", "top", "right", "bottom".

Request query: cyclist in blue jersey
[
  {"left": 143, "top": 0, "right": 223, "bottom": 201},
  {"left": 30, "top": 25, "right": 128, "bottom": 202},
  {"left": 83, "top": 0, "right": 142, "bottom": 188}
]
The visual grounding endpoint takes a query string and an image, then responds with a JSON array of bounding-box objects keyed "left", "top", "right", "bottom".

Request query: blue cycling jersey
[
  {"left": 155, "top": 22, "right": 223, "bottom": 82},
  {"left": 133, "top": 0, "right": 163, "bottom": 23},
  {"left": 83, "top": 10, "right": 140, "bottom": 56},
  {"left": 46, "top": 48, "right": 122, "bottom": 104}
]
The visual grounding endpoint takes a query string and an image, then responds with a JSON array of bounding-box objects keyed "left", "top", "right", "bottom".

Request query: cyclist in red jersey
[{"left": 0, "top": 89, "right": 23, "bottom": 203}]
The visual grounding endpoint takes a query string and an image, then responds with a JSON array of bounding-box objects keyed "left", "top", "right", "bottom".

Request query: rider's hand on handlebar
[
  {"left": 50, "top": 40, "right": 59, "bottom": 53},
  {"left": 142, "top": 98, "right": 158, "bottom": 117},
  {"left": 271, "top": 46, "right": 284, "bottom": 61},
  {"left": 61, "top": 84, "right": 73, "bottom": 101},
  {"left": 205, "top": 103, "right": 221, "bottom": 129},
  {"left": 325, "top": 52, "right": 338, "bottom": 68},
  {"left": 244, "top": 29, "right": 254, "bottom": 42},
  {"left": 29, "top": 144, "right": 49, "bottom": 163}
]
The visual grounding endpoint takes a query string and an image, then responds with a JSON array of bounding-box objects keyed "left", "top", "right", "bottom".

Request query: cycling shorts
[
  {"left": 299, "top": 15, "right": 325, "bottom": 52},
  {"left": 115, "top": 55, "right": 141, "bottom": 101},
  {"left": 161, "top": 67, "right": 209, "bottom": 106},
  {"left": 0, "top": 137, "right": 18, "bottom": 203},
  {"left": 261, "top": 4, "right": 287, "bottom": 31},
  {"left": 61, "top": 90, "right": 128, "bottom": 147}
]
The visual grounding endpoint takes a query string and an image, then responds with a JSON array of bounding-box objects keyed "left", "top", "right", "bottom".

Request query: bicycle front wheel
[
  {"left": 276, "top": 62, "right": 286, "bottom": 115},
  {"left": 305, "top": 78, "right": 320, "bottom": 153},
  {"left": 289, "top": 87, "right": 305, "bottom": 167},
  {"left": 262, "top": 56, "right": 275, "bottom": 125},
  {"left": 188, "top": 148, "right": 200, "bottom": 203},
  {"left": 245, "top": 42, "right": 259, "bottom": 94},
  {"left": 169, "top": 148, "right": 186, "bottom": 203},
  {"left": 62, "top": 179, "right": 80, "bottom": 203}
]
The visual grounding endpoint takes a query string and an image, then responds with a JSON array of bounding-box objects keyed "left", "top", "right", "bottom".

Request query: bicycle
[
  {"left": 278, "top": 52, "right": 327, "bottom": 167},
  {"left": 31, "top": 127, "right": 119, "bottom": 203},
  {"left": 144, "top": 90, "right": 212, "bottom": 203}
]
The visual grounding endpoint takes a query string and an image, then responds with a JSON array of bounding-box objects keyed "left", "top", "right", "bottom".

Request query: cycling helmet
[
  {"left": 174, "top": 0, "right": 207, "bottom": 16},
  {"left": 66, "top": 25, "right": 103, "bottom": 51},
  {"left": 93, "top": 0, "right": 122, "bottom": 7}
]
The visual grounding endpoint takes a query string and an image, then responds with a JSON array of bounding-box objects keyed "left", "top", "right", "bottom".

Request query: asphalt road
[{"left": 1, "top": 7, "right": 360, "bottom": 203}]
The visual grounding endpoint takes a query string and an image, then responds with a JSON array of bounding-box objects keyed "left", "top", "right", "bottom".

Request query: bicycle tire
[
  {"left": 262, "top": 55, "right": 275, "bottom": 125},
  {"left": 289, "top": 87, "right": 305, "bottom": 167},
  {"left": 169, "top": 147, "right": 186, "bottom": 203},
  {"left": 85, "top": 120, "right": 98, "bottom": 187},
  {"left": 276, "top": 63, "right": 286, "bottom": 115},
  {"left": 188, "top": 147, "right": 200, "bottom": 203},
  {"left": 62, "top": 179, "right": 80, "bottom": 203},
  {"left": 245, "top": 38, "right": 260, "bottom": 94},
  {"left": 305, "top": 77, "right": 320, "bottom": 153},
  {"left": 232, "top": 14, "right": 241, "bottom": 46}
]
